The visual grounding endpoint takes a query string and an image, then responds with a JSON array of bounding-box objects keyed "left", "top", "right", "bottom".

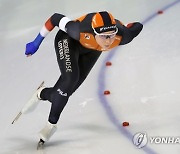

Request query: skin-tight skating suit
[{"left": 30, "top": 12, "right": 143, "bottom": 124}]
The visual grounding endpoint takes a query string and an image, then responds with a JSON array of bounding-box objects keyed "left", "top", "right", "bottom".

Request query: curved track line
[{"left": 97, "top": 0, "right": 180, "bottom": 154}]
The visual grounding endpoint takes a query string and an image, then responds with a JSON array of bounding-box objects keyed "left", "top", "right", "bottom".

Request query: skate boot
[
  {"left": 37, "top": 122, "right": 57, "bottom": 150},
  {"left": 21, "top": 82, "right": 45, "bottom": 114},
  {"left": 39, "top": 121, "right": 57, "bottom": 142},
  {"left": 12, "top": 81, "right": 45, "bottom": 124}
]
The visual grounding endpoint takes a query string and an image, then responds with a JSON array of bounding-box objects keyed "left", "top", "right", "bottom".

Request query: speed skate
[
  {"left": 12, "top": 81, "right": 45, "bottom": 124},
  {"left": 37, "top": 122, "right": 57, "bottom": 150}
]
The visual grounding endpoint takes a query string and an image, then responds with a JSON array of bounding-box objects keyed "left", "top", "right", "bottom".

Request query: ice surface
[{"left": 0, "top": 0, "right": 180, "bottom": 154}]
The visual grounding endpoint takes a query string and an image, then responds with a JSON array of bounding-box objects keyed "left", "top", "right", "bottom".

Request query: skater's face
[{"left": 95, "top": 30, "right": 117, "bottom": 50}]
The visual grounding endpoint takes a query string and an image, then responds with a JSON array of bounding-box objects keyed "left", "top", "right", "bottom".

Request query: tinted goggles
[{"left": 93, "top": 27, "right": 118, "bottom": 39}]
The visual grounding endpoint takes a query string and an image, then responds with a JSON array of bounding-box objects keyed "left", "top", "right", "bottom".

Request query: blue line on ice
[{"left": 97, "top": 0, "right": 180, "bottom": 154}]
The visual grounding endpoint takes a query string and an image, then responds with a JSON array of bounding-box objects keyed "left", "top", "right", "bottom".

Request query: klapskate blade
[
  {"left": 12, "top": 112, "right": 22, "bottom": 124},
  {"left": 37, "top": 139, "right": 45, "bottom": 150},
  {"left": 37, "top": 81, "right": 45, "bottom": 90}
]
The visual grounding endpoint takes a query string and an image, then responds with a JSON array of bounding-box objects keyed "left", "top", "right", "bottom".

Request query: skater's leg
[
  {"left": 40, "top": 31, "right": 80, "bottom": 124},
  {"left": 47, "top": 73, "right": 79, "bottom": 124},
  {"left": 71, "top": 50, "right": 102, "bottom": 93},
  {"left": 38, "top": 50, "right": 101, "bottom": 125},
  {"left": 38, "top": 32, "right": 80, "bottom": 142}
]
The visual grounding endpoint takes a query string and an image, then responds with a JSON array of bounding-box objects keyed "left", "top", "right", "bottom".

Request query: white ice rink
[{"left": 0, "top": 0, "right": 180, "bottom": 154}]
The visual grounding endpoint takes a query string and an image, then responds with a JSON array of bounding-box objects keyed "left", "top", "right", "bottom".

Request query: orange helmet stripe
[
  {"left": 92, "top": 13, "right": 104, "bottom": 28},
  {"left": 92, "top": 11, "right": 116, "bottom": 29}
]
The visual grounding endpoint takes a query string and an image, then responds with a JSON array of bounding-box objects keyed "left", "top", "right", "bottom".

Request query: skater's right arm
[{"left": 25, "top": 13, "right": 71, "bottom": 56}]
